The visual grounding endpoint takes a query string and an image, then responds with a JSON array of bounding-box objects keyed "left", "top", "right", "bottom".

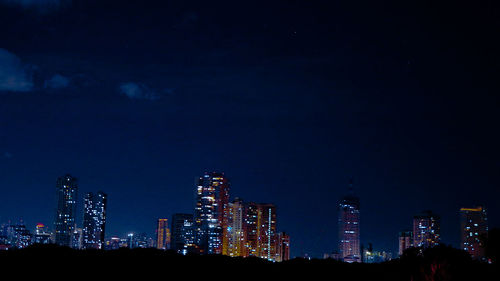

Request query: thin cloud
[
  {"left": 119, "top": 82, "right": 160, "bottom": 101},
  {"left": 0, "top": 48, "right": 34, "bottom": 92},
  {"left": 44, "top": 74, "right": 70, "bottom": 89}
]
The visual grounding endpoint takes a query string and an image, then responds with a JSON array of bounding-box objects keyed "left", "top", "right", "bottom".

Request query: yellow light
[{"left": 460, "top": 207, "right": 483, "bottom": 212}]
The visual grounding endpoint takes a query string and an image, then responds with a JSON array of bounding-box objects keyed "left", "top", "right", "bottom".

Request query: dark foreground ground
[{"left": 1, "top": 244, "right": 498, "bottom": 280}]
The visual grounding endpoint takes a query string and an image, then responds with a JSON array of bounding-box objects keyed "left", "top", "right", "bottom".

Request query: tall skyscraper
[
  {"left": 244, "top": 202, "right": 259, "bottom": 257},
  {"left": 223, "top": 197, "right": 246, "bottom": 257},
  {"left": 171, "top": 213, "right": 195, "bottom": 254},
  {"left": 194, "top": 172, "right": 230, "bottom": 254},
  {"left": 156, "top": 218, "right": 170, "bottom": 250},
  {"left": 256, "top": 203, "right": 277, "bottom": 261},
  {"left": 276, "top": 232, "right": 291, "bottom": 262},
  {"left": 241, "top": 202, "right": 278, "bottom": 260},
  {"left": 460, "top": 206, "right": 488, "bottom": 260},
  {"left": 413, "top": 210, "right": 440, "bottom": 248},
  {"left": 398, "top": 230, "right": 413, "bottom": 256},
  {"left": 338, "top": 179, "right": 361, "bottom": 263},
  {"left": 54, "top": 174, "right": 78, "bottom": 247},
  {"left": 82, "top": 191, "right": 107, "bottom": 249}
]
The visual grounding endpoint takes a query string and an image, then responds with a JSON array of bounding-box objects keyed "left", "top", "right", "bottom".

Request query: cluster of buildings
[
  {"left": 152, "top": 172, "right": 291, "bottom": 262},
  {"left": 397, "top": 207, "right": 489, "bottom": 260},
  {"left": 0, "top": 173, "right": 491, "bottom": 263},
  {"left": 0, "top": 222, "right": 51, "bottom": 250},
  {"left": 0, "top": 175, "right": 107, "bottom": 250},
  {"left": 0, "top": 172, "right": 290, "bottom": 262},
  {"left": 330, "top": 180, "right": 489, "bottom": 263}
]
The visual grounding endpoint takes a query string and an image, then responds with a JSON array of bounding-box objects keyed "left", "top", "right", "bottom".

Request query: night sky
[{"left": 1, "top": 0, "right": 499, "bottom": 258}]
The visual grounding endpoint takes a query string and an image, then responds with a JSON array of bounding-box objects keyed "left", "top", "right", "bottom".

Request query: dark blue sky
[{"left": 0, "top": 0, "right": 499, "bottom": 258}]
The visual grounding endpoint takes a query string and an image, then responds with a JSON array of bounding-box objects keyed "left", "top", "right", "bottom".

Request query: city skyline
[
  {"left": 0, "top": 171, "right": 494, "bottom": 260},
  {"left": 1, "top": 0, "right": 499, "bottom": 259}
]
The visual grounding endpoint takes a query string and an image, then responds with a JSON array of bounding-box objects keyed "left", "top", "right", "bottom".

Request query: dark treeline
[{"left": 1, "top": 243, "right": 499, "bottom": 280}]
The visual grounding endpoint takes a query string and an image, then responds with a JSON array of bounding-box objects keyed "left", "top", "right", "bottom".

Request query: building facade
[
  {"left": 171, "top": 213, "right": 195, "bottom": 254},
  {"left": 243, "top": 202, "right": 259, "bottom": 257},
  {"left": 460, "top": 206, "right": 488, "bottom": 260},
  {"left": 398, "top": 230, "right": 413, "bottom": 256},
  {"left": 276, "top": 232, "right": 291, "bottom": 262},
  {"left": 338, "top": 180, "right": 361, "bottom": 263},
  {"left": 34, "top": 223, "right": 51, "bottom": 244},
  {"left": 194, "top": 172, "right": 230, "bottom": 254},
  {"left": 413, "top": 211, "right": 440, "bottom": 248},
  {"left": 223, "top": 198, "right": 246, "bottom": 257},
  {"left": 82, "top": 191, "right": 107, "bottom": 249},
  {"left": 256, "top": 203, "right": 277, "bottom": 261},
  {"left": 54, "top": 174, "right": 78, "bottom": 247},
  {"left": 156, "top": 218, "right": 170, "bottom": 250}
]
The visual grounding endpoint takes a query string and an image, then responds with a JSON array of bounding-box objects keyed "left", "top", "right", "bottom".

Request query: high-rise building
[
  {"left": 398, "top": 230, "right": 413, "bottom": 256},
  {"left": 241, "top": 202, "right": 278, "bottom": 260},
  {"left": 256, "top": 203, "right": 277, "bottom": 261},
  {"left": 33, "top": 223, "right": 52, "bottom": 244},
  {"left": 156, "top": 218, "right": 170, "bottom": 250},
  {"left": 223, "top": 198, "right": 246, "bottom": 257},
  {"left": 244, "top": 202, "right": 259, "bottom": 257},
  {"left": 82, "top": 191, "right": 107, "bottom": 249},
  {"left": 276, "top": 232, "right": 290, "bottom": 262},
  {"left": 54, "top": 174, "right": 78, "bottom": 247},
  {"left": 171, "top": 213, "right": 195, "bottom": 254},
  {"left": 194, "top": 172, "right": 230, "bottom": 254},
  {"left": 338, "top": 179, "right": 361, "bottom": 263},
  {"left": 460, "top": 206, "right": 488, "bottom": 260},
  {"left": 413, "top": 211, "right": 440, "bottom": 248}
]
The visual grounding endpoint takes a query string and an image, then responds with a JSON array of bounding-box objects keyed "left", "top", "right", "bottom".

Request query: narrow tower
[
  {"left": 338, "top": 178, "right": 361, "bottom": 263},
  {"left": 54, "top": 174, "right": 78, "bottom": 247}
]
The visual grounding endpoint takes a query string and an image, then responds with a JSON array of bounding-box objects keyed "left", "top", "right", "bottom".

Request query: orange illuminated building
[{"left": 156, "top": 218, "right": 170, "bottom": 250}]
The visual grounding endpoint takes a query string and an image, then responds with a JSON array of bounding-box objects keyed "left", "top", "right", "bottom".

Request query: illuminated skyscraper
[
  {"left": 156, "top": 218, "right": 170, "bottom": 250},
  {"left": 256, "top": 203, "right": 277, "bottom": 261},
  {"left": 244, "top": 202, "right": 259, "bottom": 257},
  {"left": 223, "top": 198, "right": 246, "bottom": 257},
  {"left": 241, "top": 202, "right": 278, "bottom": 260},
  {"left": 194, "top": 172, "right": 230, "bottom": 254},
  {"left": 82, "top": 191, "right": 107, "bottom": 249},
  {"left": 338, "top": 179, "right": 361, "bottom": 263},
  {"left": 398, "top": 230, "right": 413, "bottom": 256},
  {"left": 54, "top": 174, "right": 78, "bottom": 247},
  {"left": 413, "top": 210, "right": 440, "bottom": 248},
  {"left": 460, "top": 206, "right": 488, "bottom": 260},
  {"left": 276, "top": 232, "right": 291, "bottom": 262},
  {"left": 171, "top": 213, "right": 195, "bottom": 254}
]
